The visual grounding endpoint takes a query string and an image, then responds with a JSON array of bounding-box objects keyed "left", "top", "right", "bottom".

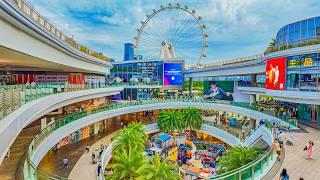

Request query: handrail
[
  {"left": 212, "top": 147, "right": 275, "bottom": 179},
  {"left": 24, "top": 98, "right": 281, "bottom": 180},
  {"left": 100, "top": 124, "right": 274, "bottom": 179},
  {"left": 0, "top": 82, "right": 164, "bottom": 121},
  {"left": 9, "top": 0, "right": 109, "bottom": 61},
  {"left": 186, "top": 53, "right": 264, "bottom": 70}
]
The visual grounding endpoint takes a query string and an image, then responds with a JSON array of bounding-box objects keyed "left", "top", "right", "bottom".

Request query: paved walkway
[
  {"left": 38, "top": 118, "right": 121, "bottom": 178},
  {"left": 270, "top": 125, "right": 320, "bottom": 179},
  {"left": 0, "top": 125, "right": 40, "bottom": 180},
  {"left": 68, "top": 130, "right": 119, "bottom": 179}
]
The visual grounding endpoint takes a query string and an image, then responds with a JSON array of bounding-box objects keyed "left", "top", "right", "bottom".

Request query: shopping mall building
[{"left": 1, "top": 0, "right": 320, "bottom": 179}]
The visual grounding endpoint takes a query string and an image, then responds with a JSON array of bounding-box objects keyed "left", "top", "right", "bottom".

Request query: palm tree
[
  {"left": 218, "top": 146, "right": 263, "bottom": 174},
  {"left": 143, "top": 154, "right": 180, "bottom": 180},
  {"left": 113, "top": 122, "right": 147, "bottom": 153},
  {"left": 269, "top": 39, "right": 276, "bottom": 47},
  {"left": 182, "top": 108, "right": 202, "bottom": 130},
  {"left": 108, "top": 147, "right": 147, "bottom": 180},
  {"left": 158, "top": 110, "right": 183, "bottom": 131}
]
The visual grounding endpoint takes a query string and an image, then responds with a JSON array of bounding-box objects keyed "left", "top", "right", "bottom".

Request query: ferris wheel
[{"left": 134, "top": 3, "right": 208, "bottom": 65}]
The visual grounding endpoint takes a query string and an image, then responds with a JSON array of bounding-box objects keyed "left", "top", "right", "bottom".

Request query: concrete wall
[{"left": 0, "top": 0, "right": 111, "bottom": 74}]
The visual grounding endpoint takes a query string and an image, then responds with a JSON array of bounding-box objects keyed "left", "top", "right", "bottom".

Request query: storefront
[
  {"left": 110, "top": 60, "right": 164, "bottom": 85},
  {"left": 286, "top": 53, "right": 319, "bottom": 91},
  {"left": 55, "top": 119, "right": 109, "bottom": 148}
]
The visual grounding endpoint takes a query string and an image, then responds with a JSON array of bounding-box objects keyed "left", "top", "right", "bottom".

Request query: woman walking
[
  {"left": 306, "top": 140, "right": 313, "bottom": 159},
  {"left": 273, "top": 139, "right": 281, "bottom": 161}
]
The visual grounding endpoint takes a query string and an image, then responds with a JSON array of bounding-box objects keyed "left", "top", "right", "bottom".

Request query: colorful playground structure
[{"left": 146, "top": 132, "right": 227, "bottom": 178}]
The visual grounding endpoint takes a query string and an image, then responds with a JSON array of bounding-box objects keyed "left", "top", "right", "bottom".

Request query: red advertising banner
[{"left": 265, "top": 57, "right": 286, "bottom": 90}]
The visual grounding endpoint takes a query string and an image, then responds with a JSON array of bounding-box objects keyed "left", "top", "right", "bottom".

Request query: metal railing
[
  {"left": 186, "top": 54, "right": 264, "bottom": 70},
  {"left": 0, "top": 82, "right": 168, "bottom": 121},
  {"left": 11, "top": 0, "right": 109, "bottom": 61},
  {"left": 0, "top": 83, "right": 125, "bottom": 120},
  {"left": 23, "top": 98, "right": 281, "bottom": 180}
]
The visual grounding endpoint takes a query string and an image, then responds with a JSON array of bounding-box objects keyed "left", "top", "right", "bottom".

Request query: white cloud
[{"left": 27, "top": 0, "right": 320, "bottom": 64}]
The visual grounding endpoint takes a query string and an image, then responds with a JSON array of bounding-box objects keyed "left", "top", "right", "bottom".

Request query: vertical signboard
[
  {"left": 163, "top": 61, "right": 184, "bottom": 88},
  {"left": 265, "top": 57, "right": 286, "bottom": 90}
]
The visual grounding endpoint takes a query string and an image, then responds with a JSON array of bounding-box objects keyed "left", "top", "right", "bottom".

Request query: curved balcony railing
[
  {"left": 0, "top": 83, "right": 125, "bottom": 120},
  {"left": 23, "top": 98, "right": 281, "bottom": 180},
  {"left": 0, "top": 82, "right": 167, "bottom": 121},
  {"left": 9, "top": 0, "right": 109, "bottom": 61},
  {"left": 212, "top": 148, "right": 275, "bottom": 179}
]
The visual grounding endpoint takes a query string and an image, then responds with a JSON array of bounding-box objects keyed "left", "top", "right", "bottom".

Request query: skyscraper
[{"left": 124, "top": 43, "right": 134, "bottom": 61}]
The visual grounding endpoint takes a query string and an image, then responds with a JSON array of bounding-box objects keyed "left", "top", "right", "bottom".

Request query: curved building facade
[{"left": 275, "top": 16, "right": 320, "bottom": 48}]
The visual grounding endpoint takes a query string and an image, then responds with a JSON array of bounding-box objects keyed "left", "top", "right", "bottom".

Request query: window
[
  {"left": 284, "top": 26, "right": 289, "bottom": 44},
  {"left": 301, "top": 20, "right": 308, "bottom": 40},
  {"left": 289, "top": 24, "right": 295, "bottom": 44},
  {"left": 300, "top": 69, "right": 318, "bottom": 91},
  {"left": 287, "top": 55, "right": 301, "bottom": 90},
  {"left": 294, "top": 22, "right": 301, "bottom": 43},
  {"left": 308, "top": 18, "right": 316, "bottom": 39},
  {"left": 286, "top": 53, "right": 320, "bottom": 91}
]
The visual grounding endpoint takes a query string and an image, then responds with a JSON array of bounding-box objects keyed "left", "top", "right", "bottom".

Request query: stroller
[{"left": 286, "top": 135, "right": 293, "bottom": 146}]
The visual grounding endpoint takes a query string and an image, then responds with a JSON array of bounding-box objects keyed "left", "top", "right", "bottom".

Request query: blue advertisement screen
[{"left": 164, "top": 63, "right": 183, "bottom": 85}]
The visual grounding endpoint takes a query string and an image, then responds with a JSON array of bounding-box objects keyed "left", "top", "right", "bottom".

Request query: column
[
  {"left": 250, "top": 94, "right": 257, "bottom": 104},
  {"left": 250, "top": 74, "right": 257, "bottom": 104},
  {"left": 188, "top": 77, "right": 193, "bottom": 96}
]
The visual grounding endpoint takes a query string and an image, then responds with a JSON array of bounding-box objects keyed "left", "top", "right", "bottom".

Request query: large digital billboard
[
  {"left": 265, "top": 57, "right": 286, "bottom": 90},
  {"left": 164, "top": 63, "right": 183, "bottom": 86}
]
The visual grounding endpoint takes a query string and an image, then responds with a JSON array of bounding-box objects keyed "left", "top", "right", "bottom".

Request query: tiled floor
[
  {"left": 0, "top": 125, "right": 40, "bottom": 180},
  {"left": 271, "top": 125, "right": 320, "bottom": 179},
  {"left": 38, "top": 118, "right": 121, "bottom": 178},
  {"left": 68, "top": 130, "right": 119, "bottom": 179}
]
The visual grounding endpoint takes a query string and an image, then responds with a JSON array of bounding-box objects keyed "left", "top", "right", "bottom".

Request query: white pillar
[{"left": 250, "top": 94, "right": 257, "bottom": 104}]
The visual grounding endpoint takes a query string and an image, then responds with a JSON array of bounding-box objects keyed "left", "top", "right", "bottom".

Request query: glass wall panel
[
  {"left": 294, "top": 22, "right": 301, "bottom": 43},
  {"left": 110, "top": 60, "right": 164, "bottom": 85},
  {"left": 301, "top": 20, "right": 308, "bottom": 40},
  {"left": 308, "top": 18, "right": 316, "bottom": 39},
  {"left": 287, "top": 55, "right": 301, "bottom": 90},
  {"left": 289, "top": 24, "right": 295, "bottom": 45},
  {"left": 284, "top": 26, "right": 289, "bottom": 44},
  {"left": 316, "top": 17, "right": 320, "bottom": 38}
]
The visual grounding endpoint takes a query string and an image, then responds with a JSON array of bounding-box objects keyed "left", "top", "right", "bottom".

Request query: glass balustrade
[
  {"left": 23, "top": 98, "right": 279, "bottom": 180},
  {"left": 0, "top": 82, "right": 163, "bottom": 120}
]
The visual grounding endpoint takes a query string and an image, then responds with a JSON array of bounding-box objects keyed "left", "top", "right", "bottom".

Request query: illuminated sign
[
  {"left": 287, "top": 54, "right": 318, "bottom": 69},
  {"left": 164, "top": 63, "right": 183, "bottom": 86},
  {"left": 266, "top": 57, "right": 286, "bottom": 90}
]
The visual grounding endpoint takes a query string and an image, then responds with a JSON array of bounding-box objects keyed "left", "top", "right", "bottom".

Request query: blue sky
[{"left": 28, "top": 0, "right": 320, "bottom": 65}]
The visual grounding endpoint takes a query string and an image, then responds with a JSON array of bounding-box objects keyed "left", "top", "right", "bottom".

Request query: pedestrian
[
  {"left": 92, "top": 152, "right": 96, "bottom": 164},
  {"left": 99, "top": 149, "right": 103, "bottom": 158},
  {"left": 279, "top": 168, "right": 289, "bottom": 180},
  {"left": 120, "top": 121, "right": 124, "bottom": 129},
  {"left": 259, "top": 119, "right": 264, "bottom": 126},
  {"left": 85, "top": 145, "right": 90, "bottom": 153},
  {"left": 100, "top": 143, "right": 104, "bottom": 152},
  {"left": 273, "top": 139, "right": 281, "bottom": 161},
  {"left": 63, "top": 157, "right": 69, "bottom": 169},
  {"left": 306, "top": 140, "right": 314, "bottom": 159},
  {"left": 279, "top": 131, "right": 287, "bottom": 149},
  {"left": 97, "top": 161, "right": 102, "bottom": 176}
]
